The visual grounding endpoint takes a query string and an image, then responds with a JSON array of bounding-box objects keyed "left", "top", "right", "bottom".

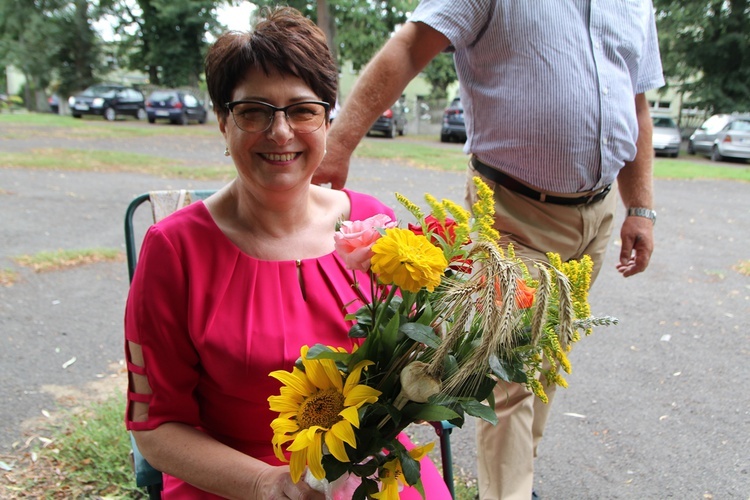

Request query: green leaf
[
  {"left": 399, "top": 322, "right": 441, "bottom": 349},
  {"left": 348, "top": 323, "right": 370, "bottom": 339},
  {"left": 402, "top": 403, "right": 460, "bottom": 422},
  {"left": 381, "top": 311, "right": 401, "bottom": 354},
  {"left": 305, "top": 344, "right": 350, "bottom": 362},
  {"left": 489, "top": 353, "right": 527, "bottom": 384},
  {"left": 395, "top": 445, "right": 421, "bottom": 486},
  {"left": 462, "top": 400, "right": 498, "bottom": 425}
]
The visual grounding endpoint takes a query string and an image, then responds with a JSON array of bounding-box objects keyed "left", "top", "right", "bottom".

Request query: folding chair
[{"left": 123, "top": 189, "right": 456, "bottom": 498}]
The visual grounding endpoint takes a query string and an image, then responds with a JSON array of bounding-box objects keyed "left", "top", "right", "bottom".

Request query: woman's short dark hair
[{"left": 205, "top": 6, "right": 338, "bottom": 122}]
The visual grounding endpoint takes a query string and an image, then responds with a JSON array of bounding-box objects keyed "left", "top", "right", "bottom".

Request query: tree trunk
[{"left": 316, "top": 0, "right": 337, "bottom": 62}]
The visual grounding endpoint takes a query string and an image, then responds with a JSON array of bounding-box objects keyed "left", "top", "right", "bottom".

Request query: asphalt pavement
[{"left": 0, "top": 119, "right": 748, "bottom": 498}]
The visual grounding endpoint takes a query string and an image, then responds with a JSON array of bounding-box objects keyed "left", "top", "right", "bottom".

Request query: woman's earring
[{"left": 224, "top": 146, "right": 230, "bottom": 157}]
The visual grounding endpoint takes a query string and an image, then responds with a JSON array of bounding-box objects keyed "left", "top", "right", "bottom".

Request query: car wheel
[
  {"left": 104, "top": 107, "right": 116, "bottom": 121},
  {"left": 687, "top": 140, "right": 695, "bottom": 155},
  {"left": 670, "top": 151, "right": 679, "bottom": 158},
  {"left": 72, "top": 113, "right": 82, "bottom": 119},
  {"left": 385, "top": 124, "right": 395, "bottom": 139},
  {"left": 136, "top": 108, "right": 147, "bottom": 121},
  {"left": 440, "top": 133, "right": 450, "bottom": 143},
  {"left": 179, "top": 112, "right": 189, "bottom": 126},
  {"left": 710, "top": 146, "right": 724, "bottom": 162},
  {"left": 198, "top": 113, "right": 207, "bottom": 125},
  {"left": 148, "top": 117, "right": 156, "bottom": 124}
]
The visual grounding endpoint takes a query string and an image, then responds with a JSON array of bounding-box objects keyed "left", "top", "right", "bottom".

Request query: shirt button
[
  {"left": 594, "top": 41, "right": 601, "bottom": 49},
  {"left": 602, "top": 138, "right": 609, "bottom": 145},
  {"left": 602, "top": 87, "right": 609, "bottom": 95}
]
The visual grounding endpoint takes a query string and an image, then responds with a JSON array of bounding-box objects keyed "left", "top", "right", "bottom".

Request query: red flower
[{"left": 408, "top": 215, "right": 465, "bottom": 246}]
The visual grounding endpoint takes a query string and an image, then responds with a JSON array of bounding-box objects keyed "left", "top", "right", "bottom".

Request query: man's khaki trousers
[{"left": 465, "top": 164, "right": 618, "bottom": 500}]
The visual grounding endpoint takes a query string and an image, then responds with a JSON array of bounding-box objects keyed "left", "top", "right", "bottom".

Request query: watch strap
[{"left": 627, "top": 207, "right": 656, "bottom": 224}]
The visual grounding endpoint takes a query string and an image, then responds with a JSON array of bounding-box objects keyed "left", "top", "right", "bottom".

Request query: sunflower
[
  {"left": 268, "top": 345, "right": 381, "bottom": 483},
  {"left": 371, "top": 228, "right": 448, "bottom": 293},
  {"left": 371, "top": 443, "right": 435, "bottom": 500}
]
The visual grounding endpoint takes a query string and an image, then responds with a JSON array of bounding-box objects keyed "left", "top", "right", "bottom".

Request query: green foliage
[
  {"left": 253, "top": 0, "right": 418, "bottom": 71},
  {"left": 99, "top": 0, "right": 225, "bottom": 87},
  {"left": 0, "top": 0, "right": 100, "bottom": 106},
  {"left": 46, "top": 396, "right": 139, "bottom": 495},
  {"left": 654, "top": 0, "right": 750, "bottom": 113},
  {"left": 4, "top": 395, "right": 146, "bottom": 498},
  {"left": 421, "top": 52, "right": 458, "bottom": 99}
]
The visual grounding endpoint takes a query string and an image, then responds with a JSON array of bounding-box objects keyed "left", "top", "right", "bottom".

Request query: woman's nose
[{"left": 266, "top": 110, "right": 294, "bottom": 142}]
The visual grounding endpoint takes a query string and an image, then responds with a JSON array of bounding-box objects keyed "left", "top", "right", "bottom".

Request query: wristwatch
[{"left": 627, "top": 207, "right": 657, "bottom": 225}]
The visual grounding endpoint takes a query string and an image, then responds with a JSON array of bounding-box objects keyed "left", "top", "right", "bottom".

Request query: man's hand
[
  {"left": 617, "top": 216, "right": 654, "bottom": 277},
  {"left": 314, "top": 138, "right": 351, "bottom": 189}
]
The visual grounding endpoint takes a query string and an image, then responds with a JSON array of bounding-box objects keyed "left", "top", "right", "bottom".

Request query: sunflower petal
[
  {"left": 338, "top": 406, "right": 360, "bottom": 428},
  {"left": 344, "top": 384, "right": 381, "bottom": 408},
  {"left": 324, "top": 427, "right": 350, "bottom": 463},
  {"left": 269, "top": 368, "right": 313, "bottom": 396},
  {"left": 289, "top": 450, "right": 307, "bottom": 483},
  {"left": 268, "top": 395, "right": 304, "bottom": 414},
  {"left": 287, "top": 426, "right": 317, "bottom": 452},
  {"left": 306, "top": 431, "right": 326, "bottom": 480},
  {"left": 331, "top": 419, "right": 357, "bottom": 448},
  {"left": 343, "top": 360, "right": 374, "bottom": 396}
]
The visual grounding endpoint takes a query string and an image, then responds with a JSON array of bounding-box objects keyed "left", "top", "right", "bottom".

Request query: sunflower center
[{"left": 297, "top": 388, "right": 345, "bottom": 430}]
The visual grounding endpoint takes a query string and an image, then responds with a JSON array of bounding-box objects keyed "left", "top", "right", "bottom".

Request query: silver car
[
  {"left": 688, "top": 114, "right": 750, "bottom": 162},
  {"left": 651, "top": 115, "right": 681, "bottom": 158}
]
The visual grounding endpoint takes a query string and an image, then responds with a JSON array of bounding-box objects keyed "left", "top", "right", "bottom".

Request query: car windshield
[
  {"left": 652, "top": 116, "right": 676, "bottom": 128},
  {"left": 700, "top": 115, "right": 730, "bottom": 134},
  {"left": 81, "top": 86, "right": 120, "bottom": 98},
  {"left": 149, "top": 91, "right": 177, "bottom": 102}
]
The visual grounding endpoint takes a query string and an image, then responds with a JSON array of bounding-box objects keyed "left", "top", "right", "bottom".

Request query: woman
[{"left": 125, "top": 7, "right": 449, "bottom": 499}]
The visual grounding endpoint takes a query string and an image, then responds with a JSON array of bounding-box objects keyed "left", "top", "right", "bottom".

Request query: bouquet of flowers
[{"left": 268, "top": 177, "right": 617, "bottom": 499}]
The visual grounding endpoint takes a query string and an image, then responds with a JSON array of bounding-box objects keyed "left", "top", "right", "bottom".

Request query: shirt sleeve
[
  {"left": 635, "top": 2, "right": 665, "bottom": 94},
  {"left": 410, "top": 0, "right": 493, "bottom": 50},
  {"left": 125, "top": 225, "right": 202, "bottom": 431}
]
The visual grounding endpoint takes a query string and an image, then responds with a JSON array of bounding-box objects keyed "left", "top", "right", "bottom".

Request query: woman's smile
[{"left": 260, "top": 152, "right": 301, "bottom": 163}]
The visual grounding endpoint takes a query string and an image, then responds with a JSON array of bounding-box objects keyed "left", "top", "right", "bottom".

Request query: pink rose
[{"left": 334, "top": 214, "right": 396, "bottom": 271}]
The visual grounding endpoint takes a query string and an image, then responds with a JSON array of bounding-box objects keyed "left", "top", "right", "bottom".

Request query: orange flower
[{"left": 494, "top": 277, "right": 536, "bottom": 309}]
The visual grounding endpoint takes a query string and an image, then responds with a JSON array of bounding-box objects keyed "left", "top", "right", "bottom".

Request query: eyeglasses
[{"left": 225, "top": 100, "right": 330, "bottom": 134}]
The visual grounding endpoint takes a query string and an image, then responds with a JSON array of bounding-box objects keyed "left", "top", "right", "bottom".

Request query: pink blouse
[{"left": 124, "top": 190, "right": 450, "bottom": 498}]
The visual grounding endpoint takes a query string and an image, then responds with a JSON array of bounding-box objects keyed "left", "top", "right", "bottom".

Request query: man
[{"left": 316, "top": 1, "right": 663, "bottom": 498}]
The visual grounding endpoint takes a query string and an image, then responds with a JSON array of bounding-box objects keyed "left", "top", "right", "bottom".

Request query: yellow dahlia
[
  {"left": 268, "top": 345, "right": 381, "bottom": 483},
  {"left": 371, "top": 443, "right": 435, "bottom": 500},
  {"left": 371, "top": 228, "right": 448, "bottom": 293}
]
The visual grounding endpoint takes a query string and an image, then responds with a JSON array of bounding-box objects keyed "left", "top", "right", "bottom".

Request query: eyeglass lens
[{"left": 230, "top": 101, "right": 327, "bottom": 133}]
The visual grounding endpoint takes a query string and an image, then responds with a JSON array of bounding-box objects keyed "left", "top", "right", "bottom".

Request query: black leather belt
[{"left": 471, "top": 156, "right": 611, "bottom": 206}]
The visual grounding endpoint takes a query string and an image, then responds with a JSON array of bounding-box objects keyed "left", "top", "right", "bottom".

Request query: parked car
[
  {"left": 145, "top": 89, "right": 208, "bottom": 125},
  {"left": 651, "top": 114, "right": 681, "bottom": 158},
  {"left": 440, "top": 97, "right": 466, "bottom": 143},
  {"left": 68, "top": 84, "right": 146, "bottom": 121},
  {"left": 688, "top": 114, "right": 750, "bottom": 162},
  {"left": 368, "top": 102, "right": 407, "bottom": 138}
]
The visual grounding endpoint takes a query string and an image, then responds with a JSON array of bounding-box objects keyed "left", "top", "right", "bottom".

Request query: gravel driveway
[{"left": 1, "top": 118, "right": 748, "bottom": 498}]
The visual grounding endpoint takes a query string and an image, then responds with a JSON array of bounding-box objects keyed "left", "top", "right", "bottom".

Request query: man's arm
[
  {"left": 315, "top": 22, "right": 451, "bottom": 188},
  {"left": 616, "top": 92, "right": 655, "bottom": 277}
]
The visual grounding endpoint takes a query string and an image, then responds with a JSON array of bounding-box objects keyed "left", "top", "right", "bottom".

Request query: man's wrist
[{"left": 627, "top": 207, "right": 657, "bottom": 225}]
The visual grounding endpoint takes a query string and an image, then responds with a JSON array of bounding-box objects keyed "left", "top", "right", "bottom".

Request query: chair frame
[{"left": 123, "top": 190, "right": 455, "bottom": 498}]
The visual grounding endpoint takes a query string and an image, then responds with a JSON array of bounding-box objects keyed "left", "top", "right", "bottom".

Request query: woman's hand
[{"left": 256, "top": 465, "right": 326, "bottom": 500}]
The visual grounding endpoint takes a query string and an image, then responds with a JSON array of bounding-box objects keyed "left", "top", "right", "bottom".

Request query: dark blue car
[{"left": 146, "top": 90, "right": 207, "bottom": 125}]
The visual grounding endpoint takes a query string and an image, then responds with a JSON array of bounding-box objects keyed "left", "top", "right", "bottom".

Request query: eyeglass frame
[{"left": 224, "top": 99, "right": 331, "bottom": 134}]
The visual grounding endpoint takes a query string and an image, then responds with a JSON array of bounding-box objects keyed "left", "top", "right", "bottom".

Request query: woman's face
[{"left": 220, "top": 66, "right": 329, "bottom": 195}]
